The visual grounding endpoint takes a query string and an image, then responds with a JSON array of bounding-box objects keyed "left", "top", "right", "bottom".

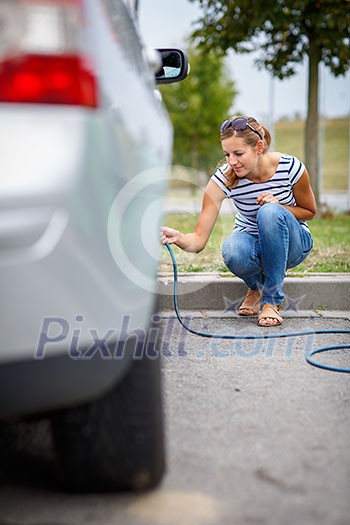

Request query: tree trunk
[{"left": 305, "top": 38, "right": 321, "bottom": 208}]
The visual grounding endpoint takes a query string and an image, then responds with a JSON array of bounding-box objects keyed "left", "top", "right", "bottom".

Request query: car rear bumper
[{"left": 0, "top": 325, "right": 160, "bottom": 420}]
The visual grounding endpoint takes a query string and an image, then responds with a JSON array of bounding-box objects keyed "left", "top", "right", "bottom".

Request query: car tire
[{"left": 51, "top": 345, "right": 165, "bottom": 493}]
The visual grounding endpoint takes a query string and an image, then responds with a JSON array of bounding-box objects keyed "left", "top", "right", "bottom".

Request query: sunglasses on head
[{"left": 220, "top": 116, "right": 263, "bottom": 141}]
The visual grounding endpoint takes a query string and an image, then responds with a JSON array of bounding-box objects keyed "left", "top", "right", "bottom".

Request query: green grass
[
  {"left": 274, "top": 117, "right": 349, "bottom": 191},
  {"left": 290, "top": 211, "right": 350, "bottom": 273},
  {"left": 159, "top": 212, "right": 350, "bottom": 274}
]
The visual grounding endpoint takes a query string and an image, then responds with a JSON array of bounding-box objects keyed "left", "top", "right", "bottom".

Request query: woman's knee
[
  {"left": 257, "top": 203, "right": 282, "bottom": 225},
  {"left": 256, "top": 204, "right": 294, "bottom": 239}
]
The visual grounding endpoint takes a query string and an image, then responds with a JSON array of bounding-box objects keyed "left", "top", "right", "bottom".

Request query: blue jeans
[{"left": 222, "top": 204, "right": 313, "bottom": 305}]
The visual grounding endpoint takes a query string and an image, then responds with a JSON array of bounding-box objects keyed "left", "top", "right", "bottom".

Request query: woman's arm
[
  {"left": 161, "top": 180, "right": 226, "bottom": 253},
  {"left": 256, "top": 169, "right": 317, "bottom": 220},
  {"left": 289, "top": 169, "right": 317, "bottom": 219}
]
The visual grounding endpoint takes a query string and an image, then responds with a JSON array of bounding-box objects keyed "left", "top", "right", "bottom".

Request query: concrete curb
[{"left": 158, "top": 273, "right": 350, "bottom": 311}]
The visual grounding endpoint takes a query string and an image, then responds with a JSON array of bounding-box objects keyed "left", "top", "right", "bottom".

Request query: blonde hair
[{"left": 219, "top": 116, "right": 271, "bottom": 188}]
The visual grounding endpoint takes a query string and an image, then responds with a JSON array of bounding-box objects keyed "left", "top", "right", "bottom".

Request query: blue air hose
[{"left": 164, "top": 243, "right": 350, "bottom": 373}]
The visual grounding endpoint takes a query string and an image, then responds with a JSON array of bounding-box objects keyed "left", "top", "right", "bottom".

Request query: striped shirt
[{"left": 211, "top": 154, "right": 310, "bottom": 235}]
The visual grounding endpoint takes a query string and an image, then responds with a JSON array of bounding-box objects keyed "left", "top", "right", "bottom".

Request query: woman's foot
[
  {"left": 238, "top": 288, "right": 262, "bottom": 316},
  {"left": 258, "top": 304, "right": 283, "bottom": 327}
]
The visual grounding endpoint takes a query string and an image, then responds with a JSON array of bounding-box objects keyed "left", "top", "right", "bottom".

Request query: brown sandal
[
  {"left": 238, "top": 289, "right": 262, "bottom": 316},
  {"left": 258, "top": 304, "right": 283, "bottom": 327}
]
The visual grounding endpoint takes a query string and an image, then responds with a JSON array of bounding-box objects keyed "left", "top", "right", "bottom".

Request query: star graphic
[
  {"left": 283, "top": 294, "right": 305, "bottom": 313},
  {"left": 223, "top": 293, "right": 306, "bottom": 314},
  {"left": 222, "top": 295, "right": 244, "bottom": 314}
]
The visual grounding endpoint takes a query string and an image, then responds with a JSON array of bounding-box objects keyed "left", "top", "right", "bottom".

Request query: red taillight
[
  {"left": 0, "top": 54, "right": 98, "bottom": 107},
  {"left": 0, "top": 0, "right": 98, "bottom": 107}
]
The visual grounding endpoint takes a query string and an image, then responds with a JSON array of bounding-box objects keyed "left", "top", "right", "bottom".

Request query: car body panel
[{"left": 0, "top": 0, "right": 184, "bottom": 419}]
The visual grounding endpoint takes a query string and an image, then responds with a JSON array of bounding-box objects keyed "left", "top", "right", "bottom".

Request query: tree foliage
[
  {"left": 189, "top": 0, "right": 349, "bottom": 78},
  {"left": 189, "top": 0, "right": 350, "bottom": 204},
  {"left": 160, "top": 45, "right": 237, "bottom": 173}
]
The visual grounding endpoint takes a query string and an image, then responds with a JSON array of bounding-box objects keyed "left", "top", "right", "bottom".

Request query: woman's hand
[
  {"left": 256, "top": 171, "right": 317, "bottom": 220},
  {"left": 160, "top": 226, "right": 182, "bottom": 246},
  {"left": 256, "top": 192, "right": 279, "bottom": 206}
]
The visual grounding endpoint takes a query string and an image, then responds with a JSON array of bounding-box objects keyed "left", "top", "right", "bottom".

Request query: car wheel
[{"left": 51, "top": 347, "right": 165, "bottom": 492}]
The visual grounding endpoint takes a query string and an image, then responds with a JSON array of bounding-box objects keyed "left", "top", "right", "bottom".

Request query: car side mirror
[{"left": 155, "top": 49, "right": 189, "bottom": 84}]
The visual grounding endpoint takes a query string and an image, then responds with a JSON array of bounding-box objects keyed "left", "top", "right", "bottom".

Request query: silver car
[{"left": 0, "top": 0, "right": 188, "bottom": 491}]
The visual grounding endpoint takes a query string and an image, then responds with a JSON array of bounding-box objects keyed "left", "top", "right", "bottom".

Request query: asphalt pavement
[{"left": 0, "top": 309, "right": 349, "bottom": 525}]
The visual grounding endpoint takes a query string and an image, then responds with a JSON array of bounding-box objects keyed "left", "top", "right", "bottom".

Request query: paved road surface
[{"left": 0, "top": 314, "right": 349, "bottom": 525}]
